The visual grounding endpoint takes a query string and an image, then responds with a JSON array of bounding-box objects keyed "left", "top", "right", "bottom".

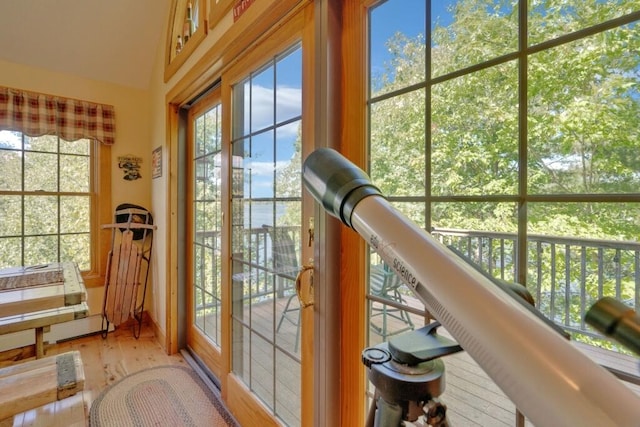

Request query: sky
[{"left": 370, "top": 0, "right": 455, "bottom": 77}]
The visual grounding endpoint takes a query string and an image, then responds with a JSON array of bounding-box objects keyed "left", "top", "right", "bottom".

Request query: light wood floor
[{"left": 0, "top": 323, "right": 186, "bottom": 427}]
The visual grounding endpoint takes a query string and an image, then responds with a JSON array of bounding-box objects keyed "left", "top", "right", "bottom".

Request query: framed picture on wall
[{"left": 152, "top": 146, "right": 162, "bottom": 178}]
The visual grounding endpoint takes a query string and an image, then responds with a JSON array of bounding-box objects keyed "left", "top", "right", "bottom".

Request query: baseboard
[{"left": 0, "top": 314, "right": 113, "bottom": 352}]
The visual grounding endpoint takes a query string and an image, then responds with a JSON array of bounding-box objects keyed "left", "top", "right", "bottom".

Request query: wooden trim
[
  {"left": 165, "top": 104, "right": 180, "bottom": 354},
  {"left": 188, "top": 327, "right": 224, "bottom": 378},
  {"left": 83, "top": 142, "right": 112, "bottom": 288},
  {"left": 208, "top": 0, "right": 234, "bottom": 30},
  {"left": 340, "top": 1, "right": 369, "bottom": 425},
  {"left": 226, "top": 374, "right": 280, "bottom": 427}
]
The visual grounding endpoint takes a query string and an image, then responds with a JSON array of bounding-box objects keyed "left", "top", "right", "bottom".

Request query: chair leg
[
  {"left": 277, "top": 294, "right": 295, "bottom": 331},
  {"left": 294, "top": 310, "right": 301, "bottom": 352},
  {"left": 277, "top": 293, "right": 301, "bottom": 352}
]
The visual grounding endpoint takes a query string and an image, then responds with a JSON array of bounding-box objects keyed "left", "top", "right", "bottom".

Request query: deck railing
[
  {"left": 208, "top": 225, "right": 639, "bottom": 348},
  {"left": 432, "top": 227, "right": 640, "bottom": 345},
  {"left": 230, "top": 225, "right": 302, "bottom": 301}
]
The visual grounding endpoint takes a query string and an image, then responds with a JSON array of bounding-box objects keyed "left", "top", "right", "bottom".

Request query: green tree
[{"left": 370, "top": 0, "right": 640, "bottom": 238}]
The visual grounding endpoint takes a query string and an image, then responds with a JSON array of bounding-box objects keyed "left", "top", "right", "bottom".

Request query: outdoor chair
[
  {"left": 263, "top": 225, "right": 301, "bottom": 352},
  {"left": 369, "top": 263, "right": 415, "bottom": 341}
]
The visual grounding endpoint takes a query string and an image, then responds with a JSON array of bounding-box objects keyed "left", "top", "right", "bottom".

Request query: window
[
  {"left": 0, "top": 131, "right": 110, "bottom": 284},
  {"left": 367, "top": 1, "right": 640, "bottom": 347}
]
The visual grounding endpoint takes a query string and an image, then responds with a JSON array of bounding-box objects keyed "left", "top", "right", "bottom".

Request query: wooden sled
[{"left": 100, "top": 204, "right": 155, "bottom": 338}]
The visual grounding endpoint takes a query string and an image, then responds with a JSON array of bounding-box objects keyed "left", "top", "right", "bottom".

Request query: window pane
[
  {"left": 60, "top": 196, "right": 90, "bottom": 234},
  {"left": 432, "top": 61, "right": 519, "bottom": 196},
  {"left": 0, "top": 130, "right": 22, "bottom": 149},
  {"left": 60, "top": 154, "right": 90, "bottom": 192},
  {"left": 275, "top": 201, "right": 300, "bottom": 229},
  {"left": 25, "top": 152, "right": 58, "bottom": 192},
  {"left": 194, "top": 159, "right": 208, "bottom": 201},
  {"left": 247, "top": 131, "right": 275, "bottom": 199},
  {"left": 204, "top": 105, "right": 222, "bottom": 154},
  {"left": 24, "top": 196, "right": 58, "bottom": 235},
  {"left": 527, "top": 202, "right": 640, "bottom": 330},
  {"left": 24, "top": 235, "right": 58, "bottom": 265},
  {"left": 528, "top": 25, "right": 640, "bottom": 194},
  {"left": 252, "top": 65, "right": 275, "bottom": 132},
  {"left": 233, "top": 80, "right": 251, "bottom": 137},
  {"left": 60, "top": 138, "right": 90, "bottom": 155},
  {"left": 61, "top": 233, "right": 90, "bottom": 270},
  {"left": 529, "top": 202, "right": 640, "bottom": 240},
  {"left": 276, "top": 47, "right": 302, "bottom": 124},
  {"left": 390, "top": 201, "right": 425, "bottom": 227},
  {"left": 25, "top": 135, "right": 57, "bottom": 153},
  {"left": 528, "top": 0, "right": 639, "bottom": 46},
  {"left": 370, "top": 0, "right": 426, "bottom": 97},
  {"left": 0, "top": 149, "right": 21, "bottom": 191},
  {"left": 0, "top": 238, "right": 21, "bottom": 268},
  {"left": 0, "top": 196, "right": 21, "bottom": 236},
  {"left": 275, "top": 350, "right": 301, "bottom": 427},
  {"left": 432, "top": 201, "right": 518, "bottom": 233},
  {"left": 432, "top": 1, "right": 518, "bottom": 77},
  {"left": 275, "top": 121, "right": 301, "bottom": 199},
  {"left": 250, "top": 331, "right": 275, "bottom": 404},
  {"left": 432, "top": 201, "right": 519, "bottom": 282},
  {"left": 370, "top": 89, "right": 426, "bottom": 197},
  {"left": 195, "top": 114, "right": 206, "bottom": 157}
]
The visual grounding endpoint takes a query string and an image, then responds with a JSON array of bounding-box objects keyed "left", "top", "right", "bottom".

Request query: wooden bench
[
  {"left": 0, "top": 263, "right": 88, "bottom": 358},
  {"left": 0, "top": 351, "right": 85, "bottom": 420}
]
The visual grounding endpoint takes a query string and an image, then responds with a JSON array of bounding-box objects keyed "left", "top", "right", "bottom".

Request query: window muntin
[
  {"left": 367, "top": 0, "right": 640, "bottom": 350},
  {"left": 0, "top": 131, "right": 93, "bottom": 270}
]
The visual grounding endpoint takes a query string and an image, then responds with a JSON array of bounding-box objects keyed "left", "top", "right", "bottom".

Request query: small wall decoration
[
  {"left": 152, "top": 146, "right": 162, "bottom": 179},
  {"left": 118, "top": 155, "right": 143, "bottom": 181},
  {"left": 233, "top": 0, "right": 255, "bottom": 22}
]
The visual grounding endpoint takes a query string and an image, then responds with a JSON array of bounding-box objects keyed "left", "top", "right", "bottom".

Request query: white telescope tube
[{"left": 303, "top": 148, "right": 640, "bottom": 426}]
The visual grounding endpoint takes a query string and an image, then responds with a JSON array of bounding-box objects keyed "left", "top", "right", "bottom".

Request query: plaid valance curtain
[{"left": 0, "top": 86, "right": 115, "bottom": 145}]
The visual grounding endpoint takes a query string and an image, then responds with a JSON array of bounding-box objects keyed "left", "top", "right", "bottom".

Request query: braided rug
[{"left": 89, "top": 365, "right": 238, "bottom": 427}]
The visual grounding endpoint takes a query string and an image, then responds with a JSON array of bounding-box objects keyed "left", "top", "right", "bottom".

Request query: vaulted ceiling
[{"left": 0, "top": 0, "right": 170, "bottom": 90}]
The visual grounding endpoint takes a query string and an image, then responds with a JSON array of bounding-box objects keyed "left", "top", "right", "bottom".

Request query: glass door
[
  {"left": 229, "top": 44, "right": 304, "bottom": 426},
  {"left": 187, "top": 87, "right": 225, "bottom": 375}
]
